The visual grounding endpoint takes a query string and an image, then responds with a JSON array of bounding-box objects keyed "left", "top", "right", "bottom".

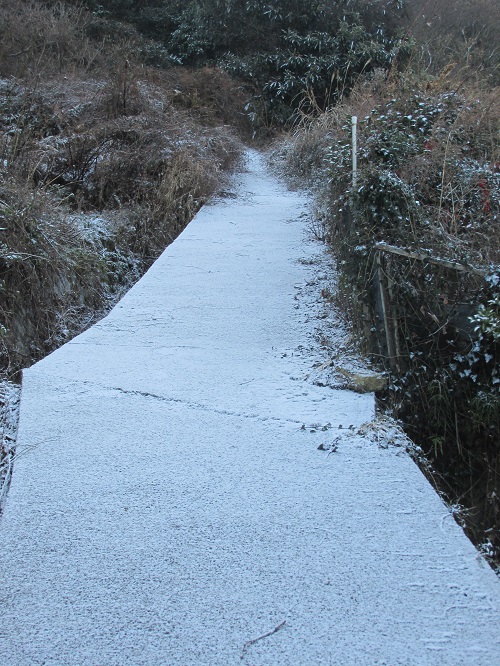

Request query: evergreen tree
[{"left": 81, "top": 0, "right": 409, "bottom": 125}]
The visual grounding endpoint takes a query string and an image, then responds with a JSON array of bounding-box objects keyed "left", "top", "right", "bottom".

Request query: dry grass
[
  {"left": 0, "top": 0, "right": 101, "bottom": 78},
  {"left": 277, "top": 64, "right": 500, "bottom": 567},
  {"left": 405, "top": 0, "right": 500, "bottom": 83},
  {"left": 0, "top": 1, "right": 246, "bottom": 378},
  {"left": 0, "top": 177, "right": 102, "bottom": 372}
]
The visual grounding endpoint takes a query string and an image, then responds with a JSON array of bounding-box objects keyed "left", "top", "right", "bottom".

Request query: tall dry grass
[
  {"left": 404, "top": 0, "right": 500, "bottom": 83},
  {"left": 0, "top": 1, "right": 246, "bottom": 378}
]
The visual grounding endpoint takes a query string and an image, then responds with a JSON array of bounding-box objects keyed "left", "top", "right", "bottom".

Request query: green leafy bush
[{"left": 279, "top": 69, "right": 500, "bottom": 565}]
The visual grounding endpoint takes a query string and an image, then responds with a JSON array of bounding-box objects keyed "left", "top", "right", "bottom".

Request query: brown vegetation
[
  {"left": 406, "top": 0, "right": 499, "bottom": 82},
  {"left": 0, "top": 0, "right": 248, "bottom": 378}
]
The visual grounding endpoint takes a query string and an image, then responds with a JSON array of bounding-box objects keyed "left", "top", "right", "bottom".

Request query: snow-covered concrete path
[{"left": 1, "top": 151, "right": 500, "bottom": 665}]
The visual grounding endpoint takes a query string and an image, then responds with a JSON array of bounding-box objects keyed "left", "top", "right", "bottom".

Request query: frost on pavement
[{"left": 0, "top": 150, "right": 499, "bottom": 666}]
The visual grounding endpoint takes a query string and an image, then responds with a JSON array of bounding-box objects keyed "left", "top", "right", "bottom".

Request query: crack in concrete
[{"left": 108, "top": 384, "right": 305, "bottom": 427}]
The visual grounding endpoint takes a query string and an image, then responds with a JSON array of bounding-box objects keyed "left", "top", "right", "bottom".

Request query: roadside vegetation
[
  {"left": 0, "top": 0, "right": 246, "bottom": 377},
  {"left": 278, "top": 0, "right": 499, "bottom": 567},
  {"left": 1, "top": 0, "right": 499, "bottom": 567}
]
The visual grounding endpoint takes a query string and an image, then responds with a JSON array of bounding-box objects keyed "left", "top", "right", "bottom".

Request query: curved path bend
[{"left": 1, "top": 151, "right": 499, "bottom": 665}]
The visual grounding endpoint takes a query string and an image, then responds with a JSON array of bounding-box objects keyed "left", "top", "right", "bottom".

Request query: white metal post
[{"left": 352, "top": 115, "right": 358, "bottom": 190}]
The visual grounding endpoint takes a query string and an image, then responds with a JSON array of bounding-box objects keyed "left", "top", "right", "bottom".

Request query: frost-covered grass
[{"left": 0, "top": 380, "right": 20, "bottom": 510}]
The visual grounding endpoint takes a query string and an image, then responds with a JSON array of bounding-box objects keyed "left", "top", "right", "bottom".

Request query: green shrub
[{"left": 278, "top": 69, "right": 500, "bottom": 566}]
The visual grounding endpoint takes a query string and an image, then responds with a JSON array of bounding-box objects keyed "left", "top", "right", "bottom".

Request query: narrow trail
[{"left": 1, "top": 151, "right": 499, "bottom": 665}]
